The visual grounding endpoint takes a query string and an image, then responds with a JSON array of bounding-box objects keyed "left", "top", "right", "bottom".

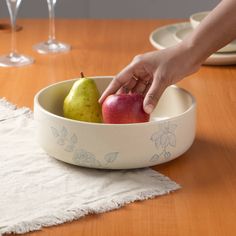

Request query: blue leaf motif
[
  {"left": 51, "top": 126, "right": 79, "bottom": 153},
  {"left": 160, "top": 134, "right": 168, "bottom": 148},
  {"left": 51, "top": 127, "right": 59, "bottom": 137},
  {"left": 150, "top": 122, "right": 178, "bottom": 161},
  {"left": 169, "top": 123, "right": 177, "bottom": 133},
  {"left": 70, "top": 134, "right": 78, "bottom": 144},
  {"left": 151, "top": 131, "right": 163, "bottom": 142},
  {"left": 74, "top": 149, "right": 101, "bottom": 167},
  {"left": 60, "top": 127, "right": 68, "bottom": 138},
  {"left": 168, "top": 133, "right": 176, "bottom": 147},
  {"left": 155, "top": 138, "right": 161, "bottom": 149},
  {"left": 150, "top": 154, "right": 160, "bottom": 163},
  {"left": 104, "top": 152, "right": 119, "bottom": 164},
  {"left": 151, "top": 131, "right": 163, "bottom": 149},
  {"left": 164, "top": 151, "right": 171, "bottom": 158}
]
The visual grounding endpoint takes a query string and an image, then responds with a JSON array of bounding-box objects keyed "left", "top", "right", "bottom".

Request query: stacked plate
[{"left": 149, "top": 11, "right": 236, "bottom": 65}]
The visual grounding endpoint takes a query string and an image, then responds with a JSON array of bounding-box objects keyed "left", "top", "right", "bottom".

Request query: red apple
[{"left": 102, "top": 93, "right": 150, "bottom": 124}]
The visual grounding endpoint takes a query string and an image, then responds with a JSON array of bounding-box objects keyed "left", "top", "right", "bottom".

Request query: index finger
[{"left": 99, "top": 65, "right": 133, "bottom": 103}]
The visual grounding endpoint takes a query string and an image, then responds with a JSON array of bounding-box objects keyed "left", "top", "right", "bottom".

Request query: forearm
[{"left": 182, "top": 0, "right": 236, "bottom": 65}]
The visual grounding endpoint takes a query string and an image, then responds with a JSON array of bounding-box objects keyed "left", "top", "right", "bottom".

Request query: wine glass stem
[
  {"left": 48, "top": 0, "right": 56, "bottom": 42},
  {"left": 9, "top": 5, "right": 17, "bottom": 55}
]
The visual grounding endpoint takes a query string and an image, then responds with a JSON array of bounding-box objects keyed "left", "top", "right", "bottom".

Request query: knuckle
[
  {"left": 133, "top": 54, "right": 144, "bottom": 64},
  {"left": 113, "top": 77, "right": 124, "bottom": 86},
  {"left": 140, "top": 79, "right": 150, "bottom": 86}
]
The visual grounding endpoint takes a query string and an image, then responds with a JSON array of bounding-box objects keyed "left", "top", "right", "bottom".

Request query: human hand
[{"left": 99, "top": 43, "right": 201, "bottom": 114}]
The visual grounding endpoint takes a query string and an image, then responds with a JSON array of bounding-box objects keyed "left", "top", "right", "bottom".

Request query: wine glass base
[
  {"left": 0, "top": 53, "right": 34, "bottom": 67},
  {"left": 0, "top": 24, "right": 22, "bottom": 32},
  {"left": 33, "top": 41, "right": 71, "bottom": 54}
]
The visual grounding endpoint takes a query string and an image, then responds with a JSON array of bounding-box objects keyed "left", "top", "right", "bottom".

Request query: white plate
[
  {"left": 149, "top": 22, "right": 236, "bottom": 66},
  {"left": 174, "top": 24, "right": 236, "bottom": 53}
]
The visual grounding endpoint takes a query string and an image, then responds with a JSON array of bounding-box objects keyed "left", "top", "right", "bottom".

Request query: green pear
[{"left": 63, "top": 74, "right": 102, "bottom": 123}]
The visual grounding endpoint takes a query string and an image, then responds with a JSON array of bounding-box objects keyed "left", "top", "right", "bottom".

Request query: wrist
[
  {"left": 173, "top": 41, "right": 203, "bottom": 74},
  {"left": 182, "top": 40, "right": 205, "bottom": 64}
]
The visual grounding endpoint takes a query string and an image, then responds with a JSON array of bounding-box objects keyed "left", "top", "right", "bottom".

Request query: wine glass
[
  {"left": 33, "top": 0, "right": 70, "bottom": 54},
  {"left": 0, "top": 0, "right": 34, "bottom": 67}
]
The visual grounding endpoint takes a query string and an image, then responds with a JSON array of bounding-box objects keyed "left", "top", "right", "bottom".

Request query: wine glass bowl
[
  {"left": 0, "top": 0, "right": 34, "bottom": 67},
  {"left": 33, "top": 0, "right": 70, "bottom": 54}
]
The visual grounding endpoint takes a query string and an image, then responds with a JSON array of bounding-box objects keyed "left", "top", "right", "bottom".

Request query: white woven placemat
[{"left": 0, "top": 98, "right": 180, "bottom": 235}]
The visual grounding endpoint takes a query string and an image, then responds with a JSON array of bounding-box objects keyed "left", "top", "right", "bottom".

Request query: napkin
[{"left": 0, "top": 98, "right": 180, "bottom": 235}]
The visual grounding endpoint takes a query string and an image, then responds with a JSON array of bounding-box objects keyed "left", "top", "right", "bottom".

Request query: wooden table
[{"left": 0, "top": 19, "right": 236, "bottom": 236}]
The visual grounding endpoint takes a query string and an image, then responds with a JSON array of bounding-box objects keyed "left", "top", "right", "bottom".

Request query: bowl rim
[
  {"left": 34, "top": 76, "right": 196, "bottom": 127},
  {"left": 190, "top": 11, "right": 210, "bottom": 22}
]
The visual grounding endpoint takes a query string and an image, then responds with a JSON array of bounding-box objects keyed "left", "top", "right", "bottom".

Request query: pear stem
[{"left": 80, "top": 72, "right": 85, "bottom": 78}]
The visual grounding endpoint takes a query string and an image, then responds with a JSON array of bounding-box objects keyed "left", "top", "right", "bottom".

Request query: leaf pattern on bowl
[
  {"left": 50, "top": 126, "right": 119, "bottom": 168},
  {"left": 150, "top": 154, "right": 160, "bottom": 163},
  {"left": 104, "top": 152, "right": 119, "bottom": 164},
  {"left": 74, "top": 149, "right": 101, "bottom": 168},
  {"left": 50, "top": 126, "right": 78, "bottom": 152},
  {"left": 150, "top": 121, "right": 177, "bottom": 162},
  {"left": 51, "top": 126, "right": 59, "bottom": 137}
]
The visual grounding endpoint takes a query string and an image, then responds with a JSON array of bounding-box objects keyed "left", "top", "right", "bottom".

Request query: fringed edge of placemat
[
  {"left": 0, "top": 169, "right": 180, "bottom": 235},
  {"left": 0, "top": 97, "right": 33, "bottom": 121}
]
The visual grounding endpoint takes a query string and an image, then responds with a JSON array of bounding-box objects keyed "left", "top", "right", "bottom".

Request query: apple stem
[{"left": 80, "top": 72, "right": 85, "bottom": 78}]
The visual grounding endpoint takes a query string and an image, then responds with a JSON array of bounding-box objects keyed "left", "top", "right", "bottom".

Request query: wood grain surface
[{"left": 0, "top": 19, "right": 235, "bottom": 236}]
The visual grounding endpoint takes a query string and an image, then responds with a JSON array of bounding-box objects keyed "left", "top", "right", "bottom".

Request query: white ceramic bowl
[
  {"left": 34, "top": 76, "right": 196, "bottom": 169},
  {"left": 190, "top": 11, "right": 209, "bottom": 28}
]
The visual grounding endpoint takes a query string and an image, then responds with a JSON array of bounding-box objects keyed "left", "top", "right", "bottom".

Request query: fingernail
[
  {"left": 98, "top": 97, "right": 103, "bottom": 104},
  {"left": 144, "top": 104, "right": 154, "bottom": 114}
]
